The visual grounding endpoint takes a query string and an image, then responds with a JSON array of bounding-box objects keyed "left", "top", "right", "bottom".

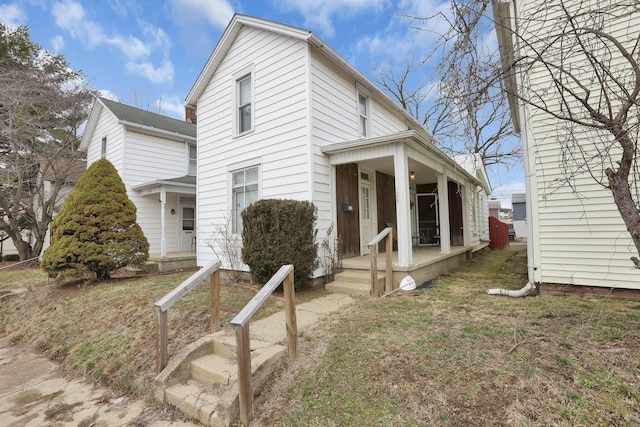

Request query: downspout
[{"left": 489, "top": 0, "right": 537, "bottom": 297}]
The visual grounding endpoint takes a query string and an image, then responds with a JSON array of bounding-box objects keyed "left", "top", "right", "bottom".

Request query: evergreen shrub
[
  {"left": 241, "top": 199, "right": 318, "bottom": 289},
  {"left": 41, "top": 159, "right": 149, "bottom": 280}
]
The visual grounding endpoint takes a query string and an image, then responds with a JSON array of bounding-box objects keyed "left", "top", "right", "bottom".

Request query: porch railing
[
  {"left": 367, "top": 227, "right": 393, "bottom": 297},
  {"left": 154, "top": 259, "right": 222, "bottom": 374},
  {"left": 230, "top": 264, "right": 297, "bottom": 426}
]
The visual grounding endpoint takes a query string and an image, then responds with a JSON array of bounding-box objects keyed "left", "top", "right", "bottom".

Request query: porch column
[
  {"left": 437, "top": 171, "right": 451, "bottom": 254},
  {"left": 394, "top": 142, "right": 412, "bottom": 267},
  {"left": 160, "top": 188, "right": 167, "bottom": 258}
]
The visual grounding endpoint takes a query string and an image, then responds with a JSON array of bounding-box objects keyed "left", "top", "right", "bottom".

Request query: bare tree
[
  {"left": 494, "top": 0, "right": 640, "bottom": 268},
  {"left": 375, "top": 0, "right": 521, "bottom": 170},
  {"left": 0, "top": 25, "right": 95, "bottom": 260}
]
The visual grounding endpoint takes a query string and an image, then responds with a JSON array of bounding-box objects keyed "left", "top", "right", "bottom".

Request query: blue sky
[{"left": 0, "top": 0, "right": 524, "bottom": 205}]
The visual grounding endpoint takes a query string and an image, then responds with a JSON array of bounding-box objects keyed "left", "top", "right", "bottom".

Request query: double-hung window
[
  {"left": 238, "top": 75, "right": 252, "bottom": 133},
  {"left": 101, "top": 137, "right": 107, "bottom": 158},
  {"left": 187, "top": 143, "right": 197, "bottom": 175},
  {"left": 356, "top": 87, "right": 371, "bottom": 137},
  {"left": 232, "top": 166, "right": 259, "bottom": 233}
]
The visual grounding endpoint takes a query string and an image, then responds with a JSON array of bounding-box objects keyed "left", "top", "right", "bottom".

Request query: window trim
[
  {"left": 230, "top": 164, "right": 260, "bottom": 234},
  {"left": 232, "top": 65, "right": 255, "bottom": 137}
]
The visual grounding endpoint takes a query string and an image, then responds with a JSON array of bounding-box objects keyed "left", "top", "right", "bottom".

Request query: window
[
  {"left": 232, "top": 166, "right": 259, "bottom": 233},
  {"left": 236, "top": 73, "right": 253, "bottom": 134},
  {"left": 188, "top": 143, "right": 197, "bottom": 175},
  {"left": 471, "top": 190, "right": 478, "bottom": 233},
  {"left": 101, "top": 137, "right": 107, "bottom": 158},
  {"left": 358, "top": 93, "right": 369, "bottom": 137}
]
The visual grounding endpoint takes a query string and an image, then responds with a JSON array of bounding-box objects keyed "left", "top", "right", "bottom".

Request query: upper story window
[
  {"left": 188, "top": 143, "right": 197, "bottom": 175},
  {"left": 233, "top": 65, "right": 255, "bottom": 136},
  {"left": 238, "top": 75, "right": 252, "bottom": 133},
  {"left": 357, "top": 91, "right": 370, "bottom": 137},
  {"left": 232, "top": 166, "right": 259, "bottom": 233},
  {"left": 101, "top": 137, "right": 107, "bottom": 158}
]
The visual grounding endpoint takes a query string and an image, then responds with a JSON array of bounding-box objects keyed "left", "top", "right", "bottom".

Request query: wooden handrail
[
  {"left": 367, "top": 227, "right": 393, "bottom": 297},
  {"left": 230, "top": 264, "right": 297, "bottom": 426},
  {"left": 154, "top": 259, "right": 222, "bottom": 374}
]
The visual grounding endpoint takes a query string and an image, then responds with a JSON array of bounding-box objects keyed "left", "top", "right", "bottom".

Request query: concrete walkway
[{"left": 0, "top": 293, "right": 354, "bottom": 426}]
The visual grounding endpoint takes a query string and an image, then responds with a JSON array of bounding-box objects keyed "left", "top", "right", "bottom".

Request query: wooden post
[
  {"left": 210, "top": 269, "right": 221, "bottom": 333},
  {"left": 284, "top": 269, "right": 297, "bottom": 360},
  {"left": 370, "top": 245, "right": 378, "bottom": 297},
  {"left": 156, "top": 307, "right": 168, "bottom": 375},
  {"left": 235, "top": 324, "right": 253, "bottom": 426},
  {"left": 385, "top": 229, "right": 393, "bottom": 293}
]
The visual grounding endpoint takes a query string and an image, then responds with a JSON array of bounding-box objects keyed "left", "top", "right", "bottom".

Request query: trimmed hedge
[{"left": 241, "top": 199, "right": 318, "bottom": 289}]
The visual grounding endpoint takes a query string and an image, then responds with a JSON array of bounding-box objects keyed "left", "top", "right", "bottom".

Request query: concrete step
[
  {"left": 326, "top": 280, "right": 371, "bottom": 296},
  {"left": 326, "top": 269, "right": 385, "bottom": 296},
  {"left": 165, "top": 380, "right": 231, "bottom": 427},
  {"left": 191, "top": 354, "right": 236, "bottom": 385}
]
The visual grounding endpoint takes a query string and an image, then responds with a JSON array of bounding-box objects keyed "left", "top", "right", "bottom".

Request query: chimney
[{"left": 185, "top": 106, "right": 197, "bottom": 125}]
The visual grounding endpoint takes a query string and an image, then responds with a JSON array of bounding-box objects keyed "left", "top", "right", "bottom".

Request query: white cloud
[
  {"left": 126, "top": 60, "right": 175, "bottom": 85},
  {"left": 0, "top": 3, "right": 26, "bottom": 26},
  {"left": 490, "top": 182, "right": 526, "bottom": 209},
  {"left": 50, "top": 0, "right": 174, "bottom": 85},
  {"left": 51, "top": 35, "right": 65, "bottom": 51},
  {"left": 169, "top": 0, "right": 234, "bottom": 30},
  {"left": 98, "top": 89, "right": 119, "bottom": 101},
  {"left": 278, "top": 0, "right": 388, "bottom": 38},
  {"left": 156, "top": 95, "right": 186, "bottom": 120}
]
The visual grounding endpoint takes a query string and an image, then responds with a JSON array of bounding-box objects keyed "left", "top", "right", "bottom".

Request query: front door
[
  {"left": 417, "top": 193, "right": 439, "bottom": 245},
  {"left": 179, "top": 202, "right": 195, "bottom": 252},
  {"left": 360, "top": 177, "right": 373, "bottom": 254}
]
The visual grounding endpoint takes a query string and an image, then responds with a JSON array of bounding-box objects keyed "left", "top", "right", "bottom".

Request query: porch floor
[{"left": 342, "top": 245, "right": 473, "bottom": 272}]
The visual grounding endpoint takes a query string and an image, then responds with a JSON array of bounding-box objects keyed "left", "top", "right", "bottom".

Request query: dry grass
[
  {"left": 254, "top": 246, "right": 640, "bottom": 426},
  {"left": 0, "top": 267, "right": 320, "bottom": 401},
  {"left": 1, "top": 248, "right": 639, "bottom": 426}
]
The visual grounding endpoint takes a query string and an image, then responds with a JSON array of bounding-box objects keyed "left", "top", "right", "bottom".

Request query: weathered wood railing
[
  {"left": 230, "top": 264, "right": 297, "bottom": 426},
  {"left": 154, "top": 259, "right": 222, "bottom": 374},
  {"left": 367, "top": 227, "right": 393, "bottom": 297}
]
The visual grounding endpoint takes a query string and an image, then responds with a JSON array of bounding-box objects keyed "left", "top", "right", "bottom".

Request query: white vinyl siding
[
  {"left": 124, "top": 132, "right": 191, "bottom": 254},
  {"left": 197, "top": 26, "right": 311, "bottom": 267},
  {"left": 516, "top": 0, "right": 640, "bottom": 289},
  {"left": 86, "top": 107, "right": 123, "bottom": 169}
]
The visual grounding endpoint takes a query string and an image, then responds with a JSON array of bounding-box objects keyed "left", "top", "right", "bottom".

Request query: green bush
[
  {"left": 241, "top": 199, "right": 318, "bottom": 289},
  {"left": 41, "top": 159, "right": 149, "bottom": 280},
  {"left": 3, "top": 254, "right": 19, "bottom": 262}
]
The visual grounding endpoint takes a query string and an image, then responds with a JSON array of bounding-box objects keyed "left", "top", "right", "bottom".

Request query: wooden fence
[{"left": 489, "top": 217, "right": 509, "bottom": 250}]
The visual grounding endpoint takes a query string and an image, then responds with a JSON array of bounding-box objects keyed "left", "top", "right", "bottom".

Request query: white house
[
  {"left": 187, "top": 14, "right": 491, "bottom": 287},
  {"left": 79, "top": 97, "right": 198, "bottom": 271},
  {"left": 493, "top": 0, "right": 640, "bottom": 294}
]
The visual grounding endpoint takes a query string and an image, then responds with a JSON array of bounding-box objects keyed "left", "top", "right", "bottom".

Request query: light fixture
[
  {"left": 170, "top": 208, "right": 176, "bottom": 214},
  {"left": 409, "top": 171, "right": 415, "bottom": 181}
]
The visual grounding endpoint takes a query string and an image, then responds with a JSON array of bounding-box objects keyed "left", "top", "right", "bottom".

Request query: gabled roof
[
  {"left": 185, "top": 14, "right": 431, "bottom": 141},
  {"left": 79, "top": 97, "right": 196, "bottom": 151}
]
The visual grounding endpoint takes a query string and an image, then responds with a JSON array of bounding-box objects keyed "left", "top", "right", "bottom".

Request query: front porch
[
  {"left": 327, "top": 245, "right": 483, "bottom": 296},
  {"left": 148, "top": 252, "right": 197, "bottom": 273}
]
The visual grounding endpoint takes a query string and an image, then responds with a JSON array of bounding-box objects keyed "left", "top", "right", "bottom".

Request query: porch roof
[
  {"left": 321, "top": 130, "right": 489, "bottom": 192},
  {"left": 133, "top": 175, "right": 196, "bottom": 196}
]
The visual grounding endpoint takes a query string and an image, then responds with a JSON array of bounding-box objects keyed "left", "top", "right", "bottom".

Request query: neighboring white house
[
  {"left": 186, "top": 14, "right": 491, "bottom": 281},
  {"left": 493, "top": 0, "right": 640, "bottom": 292},
  {"left": 79, "top": 97, "right": 198, "bottom": 263}
]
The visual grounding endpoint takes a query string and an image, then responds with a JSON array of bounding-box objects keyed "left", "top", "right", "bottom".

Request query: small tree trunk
[{"left": 606, "top": 168, "right": 640, "bottom": 268}]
